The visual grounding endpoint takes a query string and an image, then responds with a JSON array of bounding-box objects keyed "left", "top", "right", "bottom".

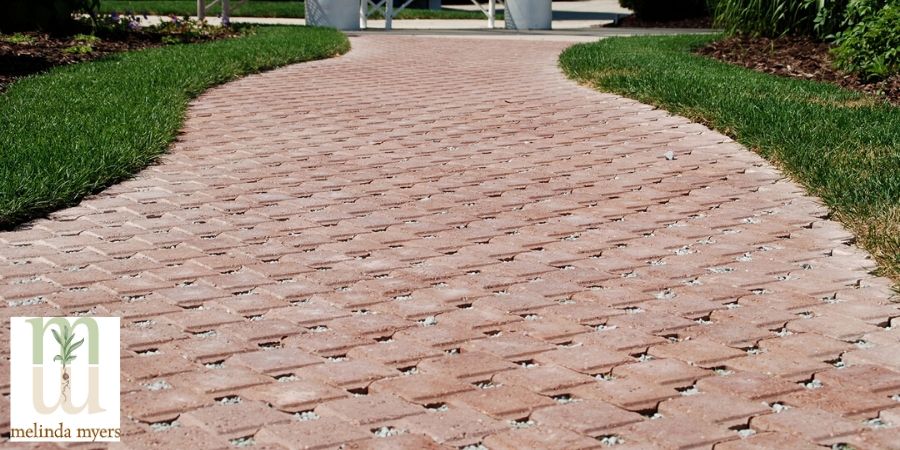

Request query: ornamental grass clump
[{"left": 713, "top": 0, "right": 849, "bottom": 38}]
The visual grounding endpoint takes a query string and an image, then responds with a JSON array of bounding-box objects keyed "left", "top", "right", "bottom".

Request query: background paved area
[
  {"left": 154, "top": 0, "right": 656, "bottom": 30},
  {"left": 2, "top": 36, "right": 899, "bottom": 449}
]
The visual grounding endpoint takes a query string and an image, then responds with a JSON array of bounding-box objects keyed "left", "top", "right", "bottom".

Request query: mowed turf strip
[
  {"left": 560, "top": 34, "right": 900, "bottom": 281},
  {"left": 0, "top": 26, "right": 349, "bottom": 228}
]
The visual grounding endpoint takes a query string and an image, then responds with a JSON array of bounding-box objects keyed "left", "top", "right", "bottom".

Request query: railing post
[
  {"left": 197, "top": 0, "right": 206, "bottom": 20},
  {"left": 222, "top": 0, "right": 230, "bottom": 24},
  {"left": 360, "top": 0, "right": 368, "bottom": 29},
  {"left": 488, "top": 0, "right": 495, "bottom": 29},
  {"left": 385, "top": 0, "right": 393, "bottom": 30}
]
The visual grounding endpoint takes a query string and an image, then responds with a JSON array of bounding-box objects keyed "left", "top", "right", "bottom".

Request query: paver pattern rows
[{"left": 2, "top": 36, "right": 899, "bottom": 449}]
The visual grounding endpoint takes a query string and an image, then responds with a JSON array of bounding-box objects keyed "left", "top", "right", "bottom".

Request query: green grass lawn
[
  {"left": 560, "top": 35, "right": 900, "bottom": 282},
  {"left": 100, "top": 1, "right": 496, "bottom": 19},
  {"left": 0, "top": 26, "right": 349, "bottom": 229}
]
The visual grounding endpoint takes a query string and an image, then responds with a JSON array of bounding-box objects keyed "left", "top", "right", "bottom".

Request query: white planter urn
[
  {"left": 505, "top": 0, "right": 552, "bottom": 30},
  {"left": 306, "top": 0, "right": 361, "bottom": 31}
]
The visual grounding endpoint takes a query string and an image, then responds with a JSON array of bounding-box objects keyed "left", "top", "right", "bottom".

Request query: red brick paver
[{"left": 2, "top": 35, "right": 899, "bottom": 449}]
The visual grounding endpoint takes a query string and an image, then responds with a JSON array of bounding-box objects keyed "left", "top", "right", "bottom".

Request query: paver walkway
[{"left": 2, "top": 36, "right": 899, "bottom": 449}]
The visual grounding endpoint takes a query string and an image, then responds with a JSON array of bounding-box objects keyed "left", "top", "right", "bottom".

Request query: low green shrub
[
  {"left": 63, "top": 44, "right": 93, "bottom": 54},
  {"left": 833, "top": 0, "right": 900, "bottom": 79},
  {"left": 1, "top": 33, "right": 36, "bottom": 44},
  {"left": 619, "top": 0, "right": 710, "bottom": 21}
]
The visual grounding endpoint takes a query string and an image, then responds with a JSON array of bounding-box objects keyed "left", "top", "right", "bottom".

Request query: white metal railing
[
  {"left": 198, "top": 0, "right": 501, "bottom": 30},
  {"left": 469, "top": 0, "right": 500, "bottom": 29},
  {"left": 196, "top": 0, "right": 248, "bottom": 23},
  {"left": 360, "top": 0, "right": 413, "bottom": 30},
  {"left": 361, "top": 0, "right": 501, "bottom": 30}
]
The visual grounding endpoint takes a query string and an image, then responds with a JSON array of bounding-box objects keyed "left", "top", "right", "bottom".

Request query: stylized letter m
[{"left": 27, "top": 317, "right": 99, "bottom": 365}]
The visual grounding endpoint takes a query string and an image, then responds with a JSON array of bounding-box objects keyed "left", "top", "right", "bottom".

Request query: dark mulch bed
[
  {"left": 606, "top": 15, "right": 713, "bottom": 29},
  {"left": 698, "top": 35, "right": 899, "bottom": 105},
  {"left": 0, "top": 32, "right": 163, "bottom": 92}
]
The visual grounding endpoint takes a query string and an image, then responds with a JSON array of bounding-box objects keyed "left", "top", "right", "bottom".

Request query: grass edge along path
[
  {"left": 100, "top": 1, "right": 497, "bottom": 20},
  {"left": 0, "top": 26, "right": 349, "bottom": 229},
  {"left": 560, "top": 34, "right": 900, "bottom": 283}
]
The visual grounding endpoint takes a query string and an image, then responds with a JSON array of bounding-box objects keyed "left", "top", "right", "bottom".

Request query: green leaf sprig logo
[{"left": 51, "top": 323, "right": 84, "bottom": 402}]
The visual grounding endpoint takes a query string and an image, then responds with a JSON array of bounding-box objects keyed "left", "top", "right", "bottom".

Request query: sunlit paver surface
[{"left": 2, "top": 36, "right": 898, "bottom": 449}]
